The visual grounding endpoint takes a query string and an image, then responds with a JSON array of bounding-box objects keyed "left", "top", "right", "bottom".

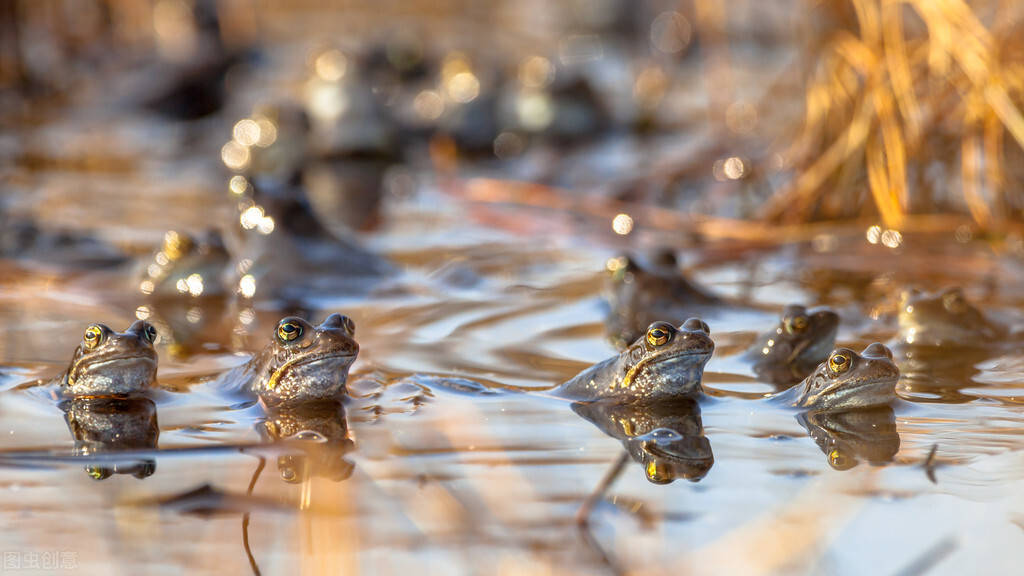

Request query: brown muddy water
[{"left": 3, "top": 24, "right": 1024, "bottom": 576}]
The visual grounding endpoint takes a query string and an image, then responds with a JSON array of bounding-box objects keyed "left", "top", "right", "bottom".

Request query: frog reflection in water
[
  {"left": 60, "top": 321, "right": 159, "bottom": 396},
  {"left": 775, "top": 343, "right": 900, "bottom": 411},
  {"left": 796, "top": 407, "right": 899, "bottom": 470},
  {"left": 898, "top": 287, "right": 1005, "bottom": 347},
  {"left": 554, "top": 318, "right": 714, "bottom": 404},
  {"left": 258, "top": 400, "right": 355, "bottom": 483},
  {"left": 744, "top": 304, "right": 839, "bottom": 385},
  {"left": 573, "top": 398, "right": 712, "bottom": 483},
  {"left": 604, "top": 252, "right": 722, "bottom": 349},
  {"left": 62, "top": 397, "right": 159, "bottom": 480},
  {"left": 223, "top": 314, "right": 359, "bottom": 407}
]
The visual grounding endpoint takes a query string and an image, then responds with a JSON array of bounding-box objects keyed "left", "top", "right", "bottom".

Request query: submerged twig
[
  {"left": 575, "top": 451, "right": 630, "bottom": 527},
  {"left": 243, "top": 455, "right": 267, "bottom": 576},
  {"left": 923, "top": 443, "right": 939, "bottom": 484}
]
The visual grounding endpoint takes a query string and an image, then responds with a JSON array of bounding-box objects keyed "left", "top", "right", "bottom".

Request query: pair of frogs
[
  {"left": 557, "top": 317, "right": 900, "bottom": 411},
  {"left": 61, "top": 314, "right": 358, "bottom": 407}
]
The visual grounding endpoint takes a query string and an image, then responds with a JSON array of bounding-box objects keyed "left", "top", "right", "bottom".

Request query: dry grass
[{"left": 760, "top": 0, "right": 1024, "bottom": 231}]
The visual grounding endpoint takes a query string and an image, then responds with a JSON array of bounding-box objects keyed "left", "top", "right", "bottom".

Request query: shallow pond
[
  {"left": 2, "top": 31, "right": 1024, "bottom": 575},
  {"left": 1, "top": 149, "right": 1023, "bottom": 575}
]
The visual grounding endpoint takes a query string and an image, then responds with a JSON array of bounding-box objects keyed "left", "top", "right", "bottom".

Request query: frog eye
[
  {"left": 85, "top": 465, "right": 111, "bottom": 480},
  {"left": 646, "top": 324, "right": 672, "bottom": 347},
  {"left": 277, "top": 320, "right": 303, "bottom": 343},
  {"left": 828, "top": 352, "right": 851, "bottom": 374},
  {"left": 942, "top": 290, "right": 967, "bottom": 313},
  {"left": 142, "top": 324, "right": 158, "bottom": 344},
  {"left": 828, "top": 449, "right": 855, "bottom": 470},
  {"left": 342, "top": 316, "right": 355, "bottom": 335},
  {"left": 784, "top": 315, "right": 808, "bottom": 334},
  {"left": 83, "top": 325, "right": 105, "bottom": 349}
]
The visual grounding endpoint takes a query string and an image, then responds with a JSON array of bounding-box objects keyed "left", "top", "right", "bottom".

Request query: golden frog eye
[
  {"left": 785, "top": 315, "right": 808, "bottom": 334},
  {"left": 277, "top": 321, "right": 303, "bottom": 342},
  {"left": 646, "top": 326, "right": 670, "bottom": 347},
  {"left": 143, "top": 324, "right": 158, "bottom": 344},
  {"left": 83, "top": 325, "right": 104, "bottom": 349},
  {"left": 828, "top": 352, "right": 851, "bottom": 374}
]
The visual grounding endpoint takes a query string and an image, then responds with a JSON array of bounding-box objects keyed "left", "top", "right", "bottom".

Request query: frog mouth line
[
  {"left": 621, "top": 348, "right": 713, "bottom": 388},
  {"left": 267, "top": 352, "right": 357, "bottom": 390},
  {"left": 81, "top": 356, "right": 157, "bottom": 370},
  {"left": 801, "top": 375, "right": 898, "bottom": 408},
  {"left": 643, "top": 440, "right": 712, "bottom": 463}
]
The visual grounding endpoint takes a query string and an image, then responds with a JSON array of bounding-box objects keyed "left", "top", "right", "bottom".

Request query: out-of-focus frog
[
  {"left": 897, "top": 287, "right": 1006, "bottom": 347},
  {"left": 743, "top": 305, "right": 840, "bottom": 385},
  {"left": 604, "top": 251, "right": 722, "bottom": 349}
]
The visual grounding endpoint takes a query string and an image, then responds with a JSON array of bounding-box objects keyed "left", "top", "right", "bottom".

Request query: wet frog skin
[
  {"left": 744, "top": 304, "right": 840, "bottom": 385},
  {"left": 604, "top": 251, "right": 721, "bottom": 348},
  {"left": 898, "top": 287, "right": 1005, "bottom": 347},
  {"left": 61, "top": 321, "right": 159, "bottom": 396},
  {"left": 778, "top": 343, "right": 900, "bottom": 411},
  {"left": 555, "top": 318, "right": 714, "bottom": 404},
  {"left": 228, "top": 314, "right": 359, "bottom": 407}
]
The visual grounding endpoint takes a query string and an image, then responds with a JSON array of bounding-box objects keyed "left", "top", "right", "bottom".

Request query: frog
[
  {"left": 897, "top": 287, "right": 1006, "bottom": 348},
  {"left": 258, "top": 399, "right": 355, "bottom": 483},
  {"left": 62, "top": 396, "right": 159, "bottom": 480},
  {"left": 796, "top": 406, "right": 899, "bottom": 470},
  {"left": 223, "top": 314, "right": 359, "bottom": 407},
  {"left": 774, "top": 342, "right": 900, "bottom": 411},
  {"left": 604, "top": 250, "right": 722, "bottom": 349},
  {"left": 572, "top": 397, "right": 713, "bottom": 484},
  {"left": 231, "top": 180, "right": 397, "bottom": 302},
  {"left": 137, "top": 229, "right": 230, "bottom": 299},
  {"left": 554, "top": 318, "right": 714, "bottom": 404},
  {"left": 0, "top": 209, "right": 128, "bottom": 270},
  {"left": 743, "top": 304, "right": 840, "bottom": 385},
  {"left": 60, "top": 321, "right": 159, "bottom": 397}
]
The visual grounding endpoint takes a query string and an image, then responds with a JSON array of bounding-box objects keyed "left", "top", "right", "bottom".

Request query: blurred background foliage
[{"left": 4, "top": 0, "right": 1024, "bottom": 236}]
